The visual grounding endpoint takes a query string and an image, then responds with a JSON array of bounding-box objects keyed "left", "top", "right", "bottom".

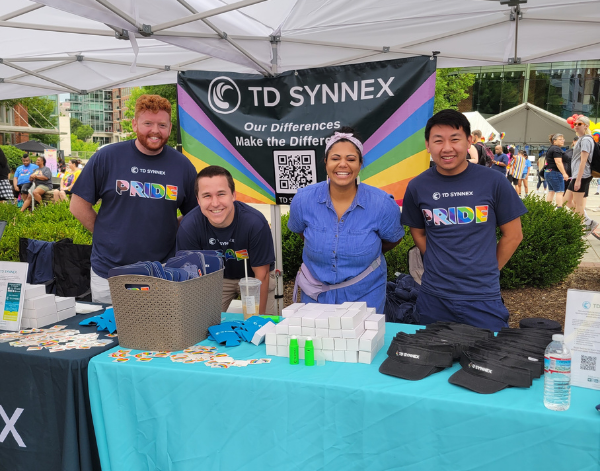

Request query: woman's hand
[{"left": 574, "top": 178, "right": 581, "bottom": 191}]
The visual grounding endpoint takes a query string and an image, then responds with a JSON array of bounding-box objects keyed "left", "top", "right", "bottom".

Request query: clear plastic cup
[{"left": 238, "top": 277, "right": 261, "bottom": 319}]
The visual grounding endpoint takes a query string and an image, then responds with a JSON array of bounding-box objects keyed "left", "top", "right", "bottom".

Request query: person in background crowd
[
  {"left": 0, "top": 147, "right": 14, "bottom": 202},
  {"left": 177, "top": 165, "right": 276, "bottom": 314},
  {"left": 562, "top": 137, "right": 575, "bottom": 180},
  {"left": 471, "top": 130, "right": 492, "bottom": 166},
  {"left": 507, "top": 149, "right": 527, "bottom": 195},
  {"left": 401, "top": 110, "right": 527, "bottom": 330},
  {"left": 536, "top": 153, "right": 547, "bottom": 194},
  {"left": 70, "top": 94, "right": 197, "bottom": 303},
  {"left": 519, "top": 150, "right": 532, "bottom": 196},
  {"left": 13, "top": 153, "right": 38, "bottom": 199},
  {"left": 20, "top": 156, "right": 52, "bottom": 212},
  {"left": 491, "top": 145, "right": 509, "bottom": 174},
  {"left": 54, "top": 159, "right": 81, "bottom": 202},
  {"left": 287, "top": 127, "right": 404, "bottom": 313},
  {"left": 563, "top": 116, "right": 599, "bottom": 237},
  {"left": 545, "top": 134, "right": 569, "bottom": 208}
]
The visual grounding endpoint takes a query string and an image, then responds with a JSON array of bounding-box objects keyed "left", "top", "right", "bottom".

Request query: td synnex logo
[
  {"left": 208, "top": 76, "right": 395, "bottom": 111},
  {"left": 208, "top": 77, "right": 241, "bottom": 114}
]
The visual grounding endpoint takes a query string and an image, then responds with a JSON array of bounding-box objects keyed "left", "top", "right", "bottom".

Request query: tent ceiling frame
[
  {"left": 86, "top": 68, "right": 166, "bottom": 92},
  {"left": 0, "top": 19, "right": 114, "bottom": 36},
  {"left": 176, "top": 0, "right": 271, "bottom": 76},
  {"left": 6, "top": 58, "right": 77, "bottom": 82},
  {"left": 0, "top": 59, "right": 81, "bottom": 93},
  {"left": 153, "top": 0, "right": 267, "bottom": 33},
  {"left": 0, "top": 4, "right": 44, "bottom": 21},
  {"left": 523, "top": 38, "right": 600, "bottom": 62},
  {"left": 2, "top": 78, "right": 72, "bottom": 94},
  {"left": 95, "top": 0, "right": 140, "bottom": 30}
]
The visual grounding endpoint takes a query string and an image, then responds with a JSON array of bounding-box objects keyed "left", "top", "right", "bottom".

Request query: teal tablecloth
[{"left": 88, "top": 323, "right": 600, "bottom": 471}]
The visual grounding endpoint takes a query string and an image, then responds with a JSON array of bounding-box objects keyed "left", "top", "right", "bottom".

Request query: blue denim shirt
[{"left": 288, "top": 182, "right": 404, "bottom": 313}]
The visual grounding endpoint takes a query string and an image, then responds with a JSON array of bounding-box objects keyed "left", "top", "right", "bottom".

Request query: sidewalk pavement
[{"left": 530, "top": 180, "right": 600, "bottom": 268}]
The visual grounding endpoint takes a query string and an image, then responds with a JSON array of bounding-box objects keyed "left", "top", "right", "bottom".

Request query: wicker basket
[{"left": 108, "top": 269, "right": 224, "bottom": 351}]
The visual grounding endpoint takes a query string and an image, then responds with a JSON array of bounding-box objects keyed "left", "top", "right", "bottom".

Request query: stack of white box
[
  {"left": 20, "top": 284, "right": 77, "bottom": 329},
  {"left": 264, "top": 302, "right": 385, "bottom": 364}
]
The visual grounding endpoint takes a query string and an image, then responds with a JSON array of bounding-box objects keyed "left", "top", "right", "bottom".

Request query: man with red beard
[{"left": 70, "top": 95, "right": 197, "bottom": 303}]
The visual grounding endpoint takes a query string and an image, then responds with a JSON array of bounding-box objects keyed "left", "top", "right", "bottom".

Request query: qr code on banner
[
  {"left": 273, "top": 150, "right": 316, "bottom": 194},
  {"left": 580, "top": 355, "right": 597, "bottom": 371}
]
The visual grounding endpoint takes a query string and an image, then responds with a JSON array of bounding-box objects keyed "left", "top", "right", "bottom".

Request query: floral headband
[{"left": 324, "top": 132, "right": 364, "bottom": 155}]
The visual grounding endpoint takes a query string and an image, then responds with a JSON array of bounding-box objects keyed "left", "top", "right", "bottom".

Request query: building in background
[
  {"left": 68, "top": 87, "right": 132, "bottom": 145},
  {"left": 457, "top": 60, "right": 600, "bottom": 121}
]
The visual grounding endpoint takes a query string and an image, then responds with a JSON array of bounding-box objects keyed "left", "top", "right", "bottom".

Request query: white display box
[
  {"left": 251, "top": 321, "right": 276, "bottom": 346},
  {"left": 365, "top": 314, "right": 385, "bottom": 331},
  {"left": 24, "top": 284, "right": 46, "bottom": 299},
  {"left": 345, "top": 351, "right": 358, "bottom": 363},
  {"left": 57, "top": 306, "right": 76, "bottom": 322},
  {"left": 351, "top": 302, "right": 367, "bottom": 314},
  {"left": 55, "top": 296, "right": 76, "bottom": 311},
  {"left": 287, "top": 311, "right": 303, "bottom": 326},
  {"left": 276, "top": 346, "right": 288, "bottom": 357},
  {"left": 299, "top": 347, "right": 305, "bottom": 360},
  {"left": 323, "top": 350, "right": 334, "bottom": 362},
  {"left": 315, "top": 328, "right": 329, "bottom": 338},
  {"left": 322, "top": 337, "right": 334, "bottom": 350},
  {"left": 329, "top": 329, "right": 342, "bottom": 338},
  {"left": 24, "top": 294, "right": 55, "bottom": 310},
  {"left": 20, "top": 318, "right": 30, "bottom": 329},
  {"left": 340, "top": 302, "right": 354, "bottom": 308},
  {"left": 366, "top": 307, "right": 376, "bottom": 316},
  {"left": 297, "top": 336, "right": 307, "bottom": 348},
  {"left": 342, "top": 323, "right": 365, "bottom": 339},
  {"left": 22, "top": 304, "right": 57, "bottom": 319},
  {"left": 301, "top": 311, "right": 321, "bottom": 327},
  {"left": 275, "top": 318, "right": 290, "bottom": 334},
  {"left": 266, "top": 345, "right": 278, "bottom": 356},
  {"left": 321, "top": 304, "right": 337, "bottom": 311},
  {"left": 313, "top": 337, "right": 322, "bottom": 349},
  {"left": 265, "top": 332, "right": 277, "bottom": 346},
  {"left": 276, "top": 334, "right": 288, "bottom": 346},
  {"left": 334, "top": 338, "right": 346, "bottom": 351},
  {"left": 281, "top": 303, "right": 305, "bottom": 317},
  {"left": 314, "top": 312, "right": 331, "bottom": 329},
  {"left": 27, "top": 312, "right": 58, "bottom": 329},
  {"left": 328, "top": 311, "right": 344, "bottom": 329},
  {"left": 332, "top": 350, "right": 345, "bottom": 362},
  {"left": 359, "top": 330, "right": 378, "bottom": 352},
  {"left": 301, "top": 326, "right": 315, "bottom": 337},
  {"left": 289, "top": 325, "right": 302, "bottom": 336},
  {"left": 358, "top": 350, "right": 377, "bottom": 364},
  {"left": 340, "top": 309, "right": 365, "bottom": 330},
  {"left": 346, "top": 338, "right": 359, "bottom": 351}
]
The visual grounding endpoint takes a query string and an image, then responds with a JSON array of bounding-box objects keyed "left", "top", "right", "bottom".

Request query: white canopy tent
[
  {"left": 463, "top": 111, "right": 501, "bottom": 142},
  {"left": 2, "top": 0, "right": 600, "bottom": 100},
  {"left": 487, "top": 102, "right": 576, "bottom": 146}
]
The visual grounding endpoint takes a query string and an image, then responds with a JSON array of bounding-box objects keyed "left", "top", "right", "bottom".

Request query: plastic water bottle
[{"left": 544, "top": 334, "right": 571, "bottom": 411}]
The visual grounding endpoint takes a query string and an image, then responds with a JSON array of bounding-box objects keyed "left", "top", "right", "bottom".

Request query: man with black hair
[
  {"left": 400, "top": 109, "right": 527, "bottom": 330},
  {"left": 177, "top": 165, "right": 276, "bottom": 314}
]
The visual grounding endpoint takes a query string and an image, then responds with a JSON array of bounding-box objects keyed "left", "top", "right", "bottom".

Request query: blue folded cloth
[
  {"left": 207, "top": 324, "right": 241, "bottom": 347},
  {"left": 79, "top": 308, "right": 117, "bottom": 334}
]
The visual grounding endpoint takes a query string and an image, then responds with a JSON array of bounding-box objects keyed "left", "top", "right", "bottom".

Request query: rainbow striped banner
[{"left": 178, "top": 58, "right": 435, "bottom": 205}]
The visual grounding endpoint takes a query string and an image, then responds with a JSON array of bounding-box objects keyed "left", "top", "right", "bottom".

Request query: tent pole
[
  {"left": 0, "top": 4, "right": 44, "bottom": 21},
  {"left": 270, "top": 204, "right": 284, "bottom": 315},
  {"left": 0, "top": 60, "right": 81, "bottom": 93},
  {"left": 522, "top": 63, "right": 531, "bottom": 104}
]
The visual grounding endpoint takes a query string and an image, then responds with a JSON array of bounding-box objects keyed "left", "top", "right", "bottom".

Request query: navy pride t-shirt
[
  {"left": 72, "top": 140, "right": 197, "bottom": 278},
  {"left": 176, "top": 201, "right": 275, "bottom": 280},
  {"left": 401, "top": 163, "right": 527, "bottom": 300}
]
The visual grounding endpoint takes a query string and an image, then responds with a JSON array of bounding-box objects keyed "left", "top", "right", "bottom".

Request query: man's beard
[{"left": 138, "top": 133, "right": 169, "bottom": 152}]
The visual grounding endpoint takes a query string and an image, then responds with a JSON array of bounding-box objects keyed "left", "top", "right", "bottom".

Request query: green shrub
[
  {"left": 1, "top": 145, "right": 25, "bottom": 170},
  {"left": 499, "top": 195, "right": 587, "bottom": 289},
  {"left": 0, "top": 201, "right": 93, "bottom": 261},
  {"left": 383, "top": 228, "right": 415, "bottom": 280},
  {"left": 281, "top": 212, "right": 304, "bottom": 281}
]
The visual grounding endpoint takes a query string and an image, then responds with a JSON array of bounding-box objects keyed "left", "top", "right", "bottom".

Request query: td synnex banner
[{"left": 178, "top": 57, "right": 436, "bottom": 205}]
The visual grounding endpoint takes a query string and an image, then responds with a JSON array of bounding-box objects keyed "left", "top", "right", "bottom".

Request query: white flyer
[
  {"left": 0, "top": 262, "right": 28, "bottom": 332},
  {"left": 564, "top": 289, "right": 600, "bottom": 390}
]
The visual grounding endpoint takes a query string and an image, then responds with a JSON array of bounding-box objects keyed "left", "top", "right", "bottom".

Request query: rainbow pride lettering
[
  {"left": 116, "top": 180, "right": 178, "bottom": 201},
  {"left": 423, "top": 205, "right": 488, "bottom": 225}
]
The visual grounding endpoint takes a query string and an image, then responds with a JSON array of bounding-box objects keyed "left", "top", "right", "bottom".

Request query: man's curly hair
[{"left": 135, "top": 94, "right": 171, "bottom": 118}]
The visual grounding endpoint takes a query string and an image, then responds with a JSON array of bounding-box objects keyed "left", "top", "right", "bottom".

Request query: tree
[
  {"left": 70, "top": 117, "right": 83, "bottom": 135},
  {"left": 75, "top": 124, "right": 94, "bottom": 142},
  {"left": 0, "top": 97, "right": 59, "bottom": 146},
  {"left": 71, "top": 134, "right": 99, "bottom": 152},
  {"left": 434, "top": 68, "right": 477, "bottom": 114},
  {"left": 121, "top": 85, "right": 178, "bottom": 147}
]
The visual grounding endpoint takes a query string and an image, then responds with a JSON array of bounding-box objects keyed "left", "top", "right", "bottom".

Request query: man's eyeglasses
[{"left": 574, "top": 122, "right": 585, "bottom": 127}]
